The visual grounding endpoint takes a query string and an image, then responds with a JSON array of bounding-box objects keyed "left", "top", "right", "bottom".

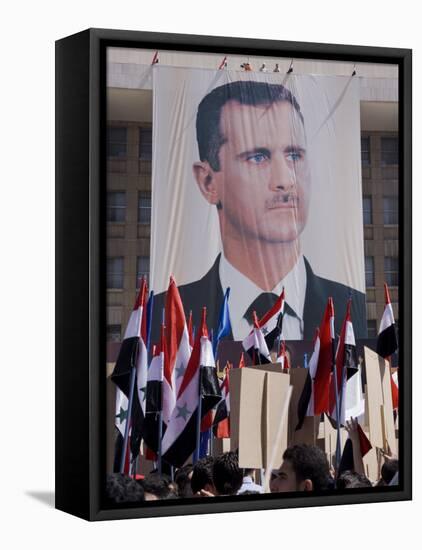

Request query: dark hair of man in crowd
[
  {"left": 337, "top": 470, "right": 373, "bottom": 489},
  {"left": 105, "top": 473, "right": 144, "bottom": 504},
  {"left": 191, "top": 456, "right": 215, "bottom": 494},
  {"left": 381, "top": 458, "right": 399, "bottom": 485},
  {"left": 213, "top": 451, "right": 243, "bottom": 496},
  {"left": 140, "top": 472, "right": 177, "bottom": 500},
  {"left": 196, "top": 80, "right": 304, "bottom": 172},
  {"left": 175, "top": 464, "right": 194, "bottom": 498},
  {"left": 283, "top": 444, "right": 331, "bottom": 491}
]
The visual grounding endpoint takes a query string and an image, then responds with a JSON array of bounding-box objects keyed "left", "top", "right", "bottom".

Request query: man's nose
[{"left": 269, "top": 154, "right": 296, "bottom": 192}]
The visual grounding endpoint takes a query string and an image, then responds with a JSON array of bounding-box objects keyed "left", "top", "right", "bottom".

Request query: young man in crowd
[
  {"left": 191, "top": 456, "right": 216, "bottom": 497},
  {"left": 270, "top": 444, "right": 332, "bottom": 493},
  {"left": 212, "top": 451, "right": 244, "bottom": 496},
  {"left": 237, "top": 468, "right": 264, "bottom": 494}
]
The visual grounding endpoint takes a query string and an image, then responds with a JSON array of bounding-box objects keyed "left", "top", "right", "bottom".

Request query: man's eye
[
  {"left": 246, "top": 153, "right": 268, "bottom": 164},
  {"left": 286, "top": 151, "right": 303, "bottom": 162}
]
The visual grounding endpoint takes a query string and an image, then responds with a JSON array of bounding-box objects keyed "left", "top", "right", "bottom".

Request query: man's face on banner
[{"left": 196, "top": 100, "right": 311, "bottom": 245}]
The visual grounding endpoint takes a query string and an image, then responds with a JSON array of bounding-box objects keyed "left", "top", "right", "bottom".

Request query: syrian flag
[
  {"left": 242, "top": 289, "right": 285, "bottom": 355},
  {"left": 238, "top": 352, "right": 246, "bottom": 369},
  {"left": 113, "top": 389, "right": 130, "bottom": 473},
  {"left": 296, "top": 328, "right": 320, "bottom": 430},
  {"left": 377, "top": 283, "right": 398, "bottom": 358},
  {"left": 111, "top": 278, "right": 148, "bottom": 459},
  {"left": 143, "top": 325, "right": 165, "bottom": 454},
  {"left": 213, "top": 365, "right": 231, "bottom": 438},
  {"left": 313, "top": 297, "right": 335, "bottom": 415},
  {"left": 329, "top": 300, "right": 364, "bottom": 426},
  {"left": 338, "top": 422, "right": 372, "bottom": 476},
  {"left": 161, "top": 308, "right": 222, "bottom": 467},
  {"left": 276, "top": 340, "right": 290, "bottom": 370},
  {"left": 163, "top": 277, "right": 192, "bottom": 426},
  {"left": 242, "top": 311, "right": 272, "bottom": 364},
  {"left": 391, "top": 370, "right": 399, "bottom": 410}
]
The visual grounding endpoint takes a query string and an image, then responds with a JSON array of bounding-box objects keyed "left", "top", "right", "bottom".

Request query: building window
[
  {"left": 367, "top": 320, "right": 377, "bottom": 338},
  {"left": 384, "top": 257, "right": 399, "bottom": 286},
  {"left": 107, "top": 191, "right": 126, "bottom": 222},
  {"left": 107, "top": 127, "right": 127, "bottom": 158},
  {"left": 139, "top": 127, "right": 152, "bottom": 160},
  {"left": 383, "top": 196, "right": 398, "bottom": 225},
  {"left": 363, "top": 196, "right": 372, "bottom": 225},
  {"left": 107, "top": 257, "right": 124, "bottom": 289},
  {"left": 361, "top": 137, "right": 371, "bottom": 166},
  {"left": 138, "top": 191, "right": 152, "bottom": 224},
  {"left": 365, "top": 256, "right": 375, "bottom": 287},
  {"left": 107, "top": 324, "right": 121, "bottom": 342},
  {"left": 381, "top": 136, "right": 398, "bottom": 166},
  {"left": 137, "top": 256, "right": 150, "bottom": 286}
]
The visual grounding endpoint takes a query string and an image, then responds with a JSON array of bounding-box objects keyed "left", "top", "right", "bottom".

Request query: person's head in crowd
[
  {"left": 191, "top": 456, "right": 216, "bottom": 496},
  {"left": 270, "top": 444, "right": 331, "bottom": 493},
  {"left": 213, "top": 451, "right": 243, "bottom": 496},
  {"left": 106, "top": 473, "right": 144, "bottom": 504},
  {"left": 140, "top": 472, "right": 178, "bottom": 501},
  {"left": 378, "top": 458, "right": 399, "bottom": 486},
  {"left": 337, "top": 471, "right": 372, "bottom": 489},
  {"left": 175, "top": 464, "right": 194, "bottom": 498},
  {"left": 238, "top": 490, "right": 260, "bottom": 495}
]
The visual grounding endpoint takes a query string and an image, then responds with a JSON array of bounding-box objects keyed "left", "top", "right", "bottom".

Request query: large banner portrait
[{"left": 150, "top": 66, "right": 366, "bottom": 341}]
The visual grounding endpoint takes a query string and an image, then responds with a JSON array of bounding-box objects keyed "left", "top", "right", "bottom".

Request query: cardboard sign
[
  {"left": 229, "top": 365, "right": 291, "bottom": 469},
  {"left": 364, "top": 346, "right": 397, "bottom": 454}
]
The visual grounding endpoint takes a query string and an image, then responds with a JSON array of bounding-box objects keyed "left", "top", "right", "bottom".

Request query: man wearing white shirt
[{"left": 151, "top": 80, "right": 366, "bottom": 343}]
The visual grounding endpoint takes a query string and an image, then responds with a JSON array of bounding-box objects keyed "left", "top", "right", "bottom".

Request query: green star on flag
[
  {"left": 139, "top": 386, "right": 147, "bottom": 401},
  {"left": 175, "top": 363, "right": 185, "bottom": 379},
  {"left": 176, "top": 402, "right": 192, "bottom": 421},
  {"left": 115, "top": 406, "right": 128, "bottom": 424}
]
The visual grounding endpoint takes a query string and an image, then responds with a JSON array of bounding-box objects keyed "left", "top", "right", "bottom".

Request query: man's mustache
[{"left": 265, "top": 192, "right": 298, "bottom": 209}]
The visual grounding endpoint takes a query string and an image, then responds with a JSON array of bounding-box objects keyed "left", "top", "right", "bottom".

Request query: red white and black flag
[
  {"left": 242, "top": 311, "right": 272, "bottom": 364},
  {"left": 329, "top": 299, "right": 364, "bottom": 426},
  {"left": 161, "top": 308, "right": 221, "bottom": 467},
  {"left": 113, "top": 389, "right": 130, "bottom": 473},
  {"left": 377, "top": 283, "right": 398, "bottom": 358},
  {"left": 213, "top": 364, "right": 231, "bottom": 439},
  {"left": 313, "top": 298, "right": 335, "bottom": 415},
  {"left": 276, "top": 339, "right": 290, "bottom": 370},
  {"left": 111, "top": 278, "right": 148, "bottom": 459},
  {"left": 296, "top": 328, "right": 320, "bottom": 430},
  {"left": 143, "top": 325, "right": 165, "bottom": 454},
  {"left": 162, "top": 277, "right": 192, "bottom": 426},
  {"left": 242, "top": 290, "right": 285, "bottom": 356}
]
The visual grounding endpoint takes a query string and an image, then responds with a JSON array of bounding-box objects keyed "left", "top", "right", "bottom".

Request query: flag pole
[
  {"left": 194, "top": 365, "right": 203, "bottom": 464},
  {"left": 332, "top": 336, "right": 342, "bottom": 472},
  {"left": 157, "top": 310, "right": 165, "bottom": 477}
]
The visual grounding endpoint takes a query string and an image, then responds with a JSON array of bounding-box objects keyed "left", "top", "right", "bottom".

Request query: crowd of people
[{"left": 106, "top": 442, "right": 399, "bottom": 505}]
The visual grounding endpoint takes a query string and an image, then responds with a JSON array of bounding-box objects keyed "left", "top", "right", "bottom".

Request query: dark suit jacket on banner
[{"left": 150, "top": 254, "right": 367, "bottom": 345}]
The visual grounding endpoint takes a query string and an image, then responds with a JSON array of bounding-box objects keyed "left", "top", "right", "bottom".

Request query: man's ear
[
  {"left": 302, "top": 479, "right": 314, "bottom": 492},
  {"left": 193, "top": 161, "right": 221, "bottom": 206}
]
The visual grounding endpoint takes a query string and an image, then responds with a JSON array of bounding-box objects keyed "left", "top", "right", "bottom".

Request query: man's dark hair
[
  {"left": 175, "top": 464, "right": 194, "bottom": 498},
  {"left": 282, "top": 444, "right": 331, "bottom": 491},
  {"left": 191, "top": 456, "right": 215, "bottom": 494},
  {"left": 213, "top": 451, "right": 243, "bottom": 495},
  {"left": 140, "top": 473, "right": 177, "bottom": 500},
  {"left": 381, "top": 458, "right": 399, "bottom": 485},
  {"left": 196, "top": 80, "right": 304, "bottom": 171},
  {"left": 337, "top": 470, "right": 372, "bottom": 489},
  {"left": 105, "top": 473, "right": 144, "bottom": 504}
]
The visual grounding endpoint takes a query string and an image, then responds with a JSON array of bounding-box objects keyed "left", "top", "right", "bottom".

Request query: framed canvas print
[{"left": 55, "top": 28, "right": 412, "bottom": 521}]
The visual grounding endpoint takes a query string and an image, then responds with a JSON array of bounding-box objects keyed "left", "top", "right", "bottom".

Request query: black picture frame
[{"left": 55, "top": 28, "right": 412, "bottom": 521}]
